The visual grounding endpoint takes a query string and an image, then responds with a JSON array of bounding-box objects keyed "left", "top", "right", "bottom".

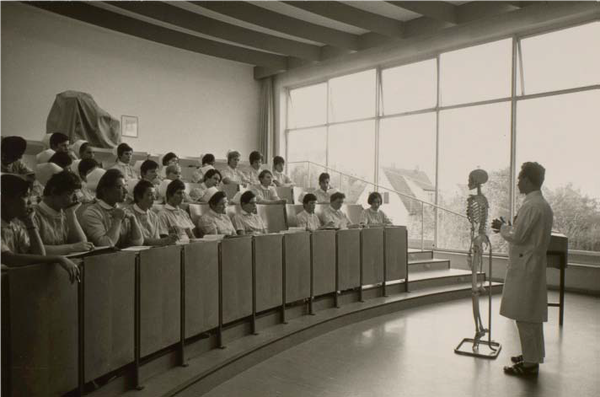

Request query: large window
[{"left": 285, "top": 22, "right": 599, "bottom": 254}]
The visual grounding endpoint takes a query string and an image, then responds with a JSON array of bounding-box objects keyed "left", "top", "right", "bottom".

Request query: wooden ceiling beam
[
  {"left": 108, "top": 1, "right": 321, "bottom": 61},
  {"left": 284, "top": 1, "right": 404, "bottom": 38},
  {"left": 190, "top": 1, "right": 359, "bottom": 50},
  {"left": 29, "top": 1, "right": 288, "bottom": 70},
  {"left": 387, "top": 1, "right": 458, "bottom": 25}
]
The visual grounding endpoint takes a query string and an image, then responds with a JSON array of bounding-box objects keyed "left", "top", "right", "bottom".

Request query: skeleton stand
[{"left": 454, "top": 181, "right": 501, "bottom": 359}]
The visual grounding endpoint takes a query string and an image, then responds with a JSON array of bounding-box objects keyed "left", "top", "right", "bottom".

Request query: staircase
[{"left": 407, "top": 248, "right": 503, "bottom": 294}]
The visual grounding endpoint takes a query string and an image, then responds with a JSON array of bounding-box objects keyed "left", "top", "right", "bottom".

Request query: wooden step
[
  {"left": 408, "top": 249, "right": 434, "bottom": 262},
  {"left": 408, "top": 258, "right": 450, "bottom": 271},
  {"left": 409, "top": 269, "right": 486, "bottom": 291}
]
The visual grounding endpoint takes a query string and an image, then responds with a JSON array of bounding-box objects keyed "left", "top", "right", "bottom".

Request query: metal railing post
[{"left": 421, "top": 202, "right": 425, "bottom": 251}]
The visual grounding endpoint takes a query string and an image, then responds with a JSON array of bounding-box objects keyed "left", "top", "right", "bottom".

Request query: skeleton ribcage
[{"left": 466, "top": 194, "right": 489, "bottom": 235}]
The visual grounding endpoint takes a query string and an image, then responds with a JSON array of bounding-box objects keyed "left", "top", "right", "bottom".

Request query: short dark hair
[
  {"left": 1, "top": 174, "right": 30, "bottom": 198},
  {"left": 48, "top": 151, "right": 73, "bottom": 168},
  {"left": 117, "top": 143, "right": 133, "bottom": 158},
  {"left": 258, "top": 169, "right": 272, "bottom": 180},
  {"left": 208, "top": 191, "right": 227, "bottom": 207},
  {"left": 367, "top": 192, "right": 383, "bottom": 205},
  {"left": 1, "top": 136, "right": 27, "bottom": 158},
  {"left": 140, "top": 160, "right": 159, "bottom": 176},
  {"left": 302, "top": 193, "right": 317, "bottom": 205},
  {"left": 162, "top": 152, "right": 178, "bottom": 166},
  {"left": 227, "top": 150, "right": 240, "bottom": 163},
  {"left": 96, "top": 169, "right": 124, "bottom": 200},
  {"left": 240, "top": 190, "right": 256, "bottom": 205},
  {"left": 203, "top": 169, "right": 222, "bottom": 182},
  {"left": 50, "top": 132, "right": 69, "bottom": 148},
  {"left": 319, "top": 172, "right": 330, "bottom": 184},
  {"left": 133, "top": 179, "right": 155, "bottom": 204},
  {"left": 201, "top": 153, "right": 215, "bottom": 165},
  {"left": 273, "top": 156, "right": 285, "bottom": 167},
  {"left": 78, "top": 158, "right": 98, "bottom": 178},
  {"left": 79, "top": 142, "right": 90, "bottom": 157},
  {"left": 166, "top": 179, "right": 185, "bottom": 199},
  {"left": 330, "top": 192, "right": 345, "bottom": 203},
  {"left": 43, "top": 170, "right": 82, "bottom": 197},
  {"left": 249, "top": 151, "right": 263, "bottom": 164},
  {"left": 520, "top": 162, "right": 545, "bottom": 189}
]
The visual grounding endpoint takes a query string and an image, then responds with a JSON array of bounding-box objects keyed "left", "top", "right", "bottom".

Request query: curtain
[{"left": 258, "top": 77, "right": 275, "bottom": 163}]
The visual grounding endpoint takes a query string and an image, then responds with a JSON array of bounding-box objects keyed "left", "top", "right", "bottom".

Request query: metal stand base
[{"left": 455, "top": 338, "right": 502, "bottom": 359}]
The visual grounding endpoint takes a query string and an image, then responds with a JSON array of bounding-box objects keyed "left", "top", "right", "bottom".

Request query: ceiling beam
[
  {"left": 283, "top": 1, "right": 404, "bottom": 38},
  {"left": 387, "top": 1, "right": 458, "bottom": 25},
  {"left": 190, "top": 1, "right": 359, "bottom": 50},
  {"left": 107, "top": 1, "right": 321, "bottom": 61},
  {"left": 28, "top": 1, "right": 288, "bottom": 70}
]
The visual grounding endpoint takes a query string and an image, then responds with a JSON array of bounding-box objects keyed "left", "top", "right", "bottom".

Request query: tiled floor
[{"left": 189, "top": 292, "right": 599, "bottom": 397}]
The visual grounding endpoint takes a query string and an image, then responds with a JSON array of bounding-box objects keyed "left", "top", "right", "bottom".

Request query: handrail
[{"left": 288, "top": 160, "right": 469, "bottom": 220}]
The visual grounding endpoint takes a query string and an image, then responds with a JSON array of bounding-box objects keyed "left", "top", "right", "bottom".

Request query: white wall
[{"left": 1, "top": 2, "right": 261, "bottom": 158}]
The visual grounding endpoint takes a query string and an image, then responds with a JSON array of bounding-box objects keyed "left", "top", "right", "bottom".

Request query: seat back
[{"left": 285, "top": 204, "right": 304, "bottom": 228}]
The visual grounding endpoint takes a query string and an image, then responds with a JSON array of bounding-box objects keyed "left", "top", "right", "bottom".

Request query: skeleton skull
[{"left": 468, "top": 169, "right": 488, "bottom": 190}]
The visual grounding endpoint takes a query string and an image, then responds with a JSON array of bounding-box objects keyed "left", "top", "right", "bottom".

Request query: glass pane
[
  {"left": 441, "top": 39, "right": 511, "bottom": 106},
  {"left": 516, "top": 90, "right": 600, "bottom": 252},
  {"left": 326, "top": 121, "right": 374, "bottom": 203},
  {"left": 378, "top": 113, "right": 437, "bottom": 228},
  {"left": 519, "top": 22, "right": 600, "bottom": 95},
  {"left": 382, "top": 59, "right": 437, "bottom": 115},
  {"left": 329, "top": 69, "right": 376, "bottom": 123},
  {"left": 288, "top": 83, "right": 327, "bottom": 129},
  {"left": 438, "top": 102, "right": 511, "bottom": 252},
  {"left": 287, "top": 127, "right": 327, "bottom": 188}
]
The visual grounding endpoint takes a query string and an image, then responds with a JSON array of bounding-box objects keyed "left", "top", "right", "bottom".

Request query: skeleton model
[{"left": 466, "top": 169, "right": 491, "bottom": 350}]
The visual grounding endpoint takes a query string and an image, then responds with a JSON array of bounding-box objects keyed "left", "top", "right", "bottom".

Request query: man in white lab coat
[{"left": 492, "top": 162, "right": 553, "bottom": 377}]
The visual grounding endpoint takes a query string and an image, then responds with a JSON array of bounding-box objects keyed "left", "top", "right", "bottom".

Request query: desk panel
[
  {"left": 257, "top": 204, "right": 287, "bottom": 233},
  {"left": 9, "top": 264, "right": 78, "bottom": 396},
  {"left": 284, "top": 232, "right": 311, "bottom": 303},
  {"left": 312, "top": 230, "right": 336, "bottom": 296},
  {"left": 139, "top": 246, "right": 181, "bottom": 357},
  {"left": 337, "top": 229, "right": 361, "bottom": 290},
  {"left": 385, "top": 226, "right": 408, "bottom": 281},
  {"left": 254, "top": 234, "right": 284, "bottom": 312},
  {"left": 221, "top": 237, "right": 253, "bottom": 324},
  {"left": 361, "top": 227, "right": 384, "bottom": 285},
  {"left": 83, "top": 252, "right": 136, "bottom": 382},
  {"left": 184, "top": 242, "right": 219, "bottom": 337}
]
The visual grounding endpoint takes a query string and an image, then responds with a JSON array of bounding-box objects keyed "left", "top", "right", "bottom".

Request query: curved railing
[{"left": 288, "top": 160, "right": 471, "bottom": 251}]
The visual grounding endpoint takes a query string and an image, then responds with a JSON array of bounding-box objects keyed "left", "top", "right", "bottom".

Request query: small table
[{"left": 547, "top": 233, "right": 568, "bottom": 326}]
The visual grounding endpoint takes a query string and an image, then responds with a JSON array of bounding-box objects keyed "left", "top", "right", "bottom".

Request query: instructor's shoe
[
  {"left": 510, "top": 355, "right": 524, "bottom": 364},
  {"left": 503, "top": 362, "right": 539, "bottom": 377}
]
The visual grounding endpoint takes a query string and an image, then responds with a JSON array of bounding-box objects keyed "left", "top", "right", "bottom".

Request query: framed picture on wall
[{"left": 121, "top": 115, "right": 138, "bottom": 138}]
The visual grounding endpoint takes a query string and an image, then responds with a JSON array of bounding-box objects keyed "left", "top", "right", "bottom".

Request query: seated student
[
  {"left": 192, "top": 153, "right": 216, "bottom": 183},
  {"left": 1, "top": 174, "right": 79, "bottom": 283},
  {"left": 140, "top": 160, "right": 160, "bottom": 185},
  {"left": 49, "top": 132, "right": 70, "bottom": 154},
  {"left": 246, "top": 151, "right": 264, "bottom": 185},
  {"left": 80, "top": 169, "right": 143, "bottom": 247},
  {"left": 231, "top": 191, "right": 267, "bottom": 235},
  {"left": 165, "top": 164, "right": 182, "bottom": 180},
  {"left": 157, "top": 179, "right": 198, "bottom": 243},
  {"left": 250, "top": 170, "right": 286, "bottom": 204},
  {"left": 131, "top": 180, "right": 177, "bottom": 246},
  {"left": 1, "top": 136, "right": 34, "bottom": 177},
  {"left": 221, "top": 150, "right": 251, "bottom": 185},
  {"left": 296, "top": 193, "right": 322, "bottom": 232},
  {"left": 110, "top": 143, "right": 137, "bottom": 182},
  {"left": 162, "top": 152, "right": 179, "bottom": 167},
  {"left": 48, "top": 151, "right": 73, "bottom": 171},
  {"left": 198, "top": 191, "right": 236, "bottom": 236},
  {"left": 314, "top": 172, "right": 338, "bottom": 203},
  {"left": 33, "top": 171, "right": 94, "bottom": 255},
  {"left": 189, "top": 169, "right": 221, "bottom": 203},
  {"left": 78, "top": 142, "right": 95, "bottom": 160},
  {"left": 321, "top": 192, "right": 357, "bottom": 229},
  {"left": 271, "top": 156, "right": 294, "bottom": 187},
  {"left": 360, "top": 192, "right": 392, "bottom": 226},
  {"left": 78, "top": 158, "right": 100, "bottom": 203}
]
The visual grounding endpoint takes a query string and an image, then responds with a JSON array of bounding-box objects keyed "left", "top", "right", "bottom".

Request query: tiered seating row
[{"left": 1, "top": 226, "right": 407, "bottom": 397}]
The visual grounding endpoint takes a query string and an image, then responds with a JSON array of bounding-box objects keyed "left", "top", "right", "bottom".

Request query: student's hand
[
  {"left": 71, "top": 241, "right": 95, "bottom": 252},
  {"left": 112, "top": 208, "right": 127, "bottom": 221},
  {"left": 162, "top": 234, "right": 178, "bottom": 246},
  {"left": 65, "top": 201, "right": 82, "bottom": 214},
  {"left": 20, "top": 206, "right": 36, "bottom": 228},
  {"left": 58, "top": 257, "right": 81, "bottom": 284}
]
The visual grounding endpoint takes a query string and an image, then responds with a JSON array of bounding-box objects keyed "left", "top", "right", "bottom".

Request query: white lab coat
[{"left": 499, "top": 190, "right": 554, "bottom": 323}]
